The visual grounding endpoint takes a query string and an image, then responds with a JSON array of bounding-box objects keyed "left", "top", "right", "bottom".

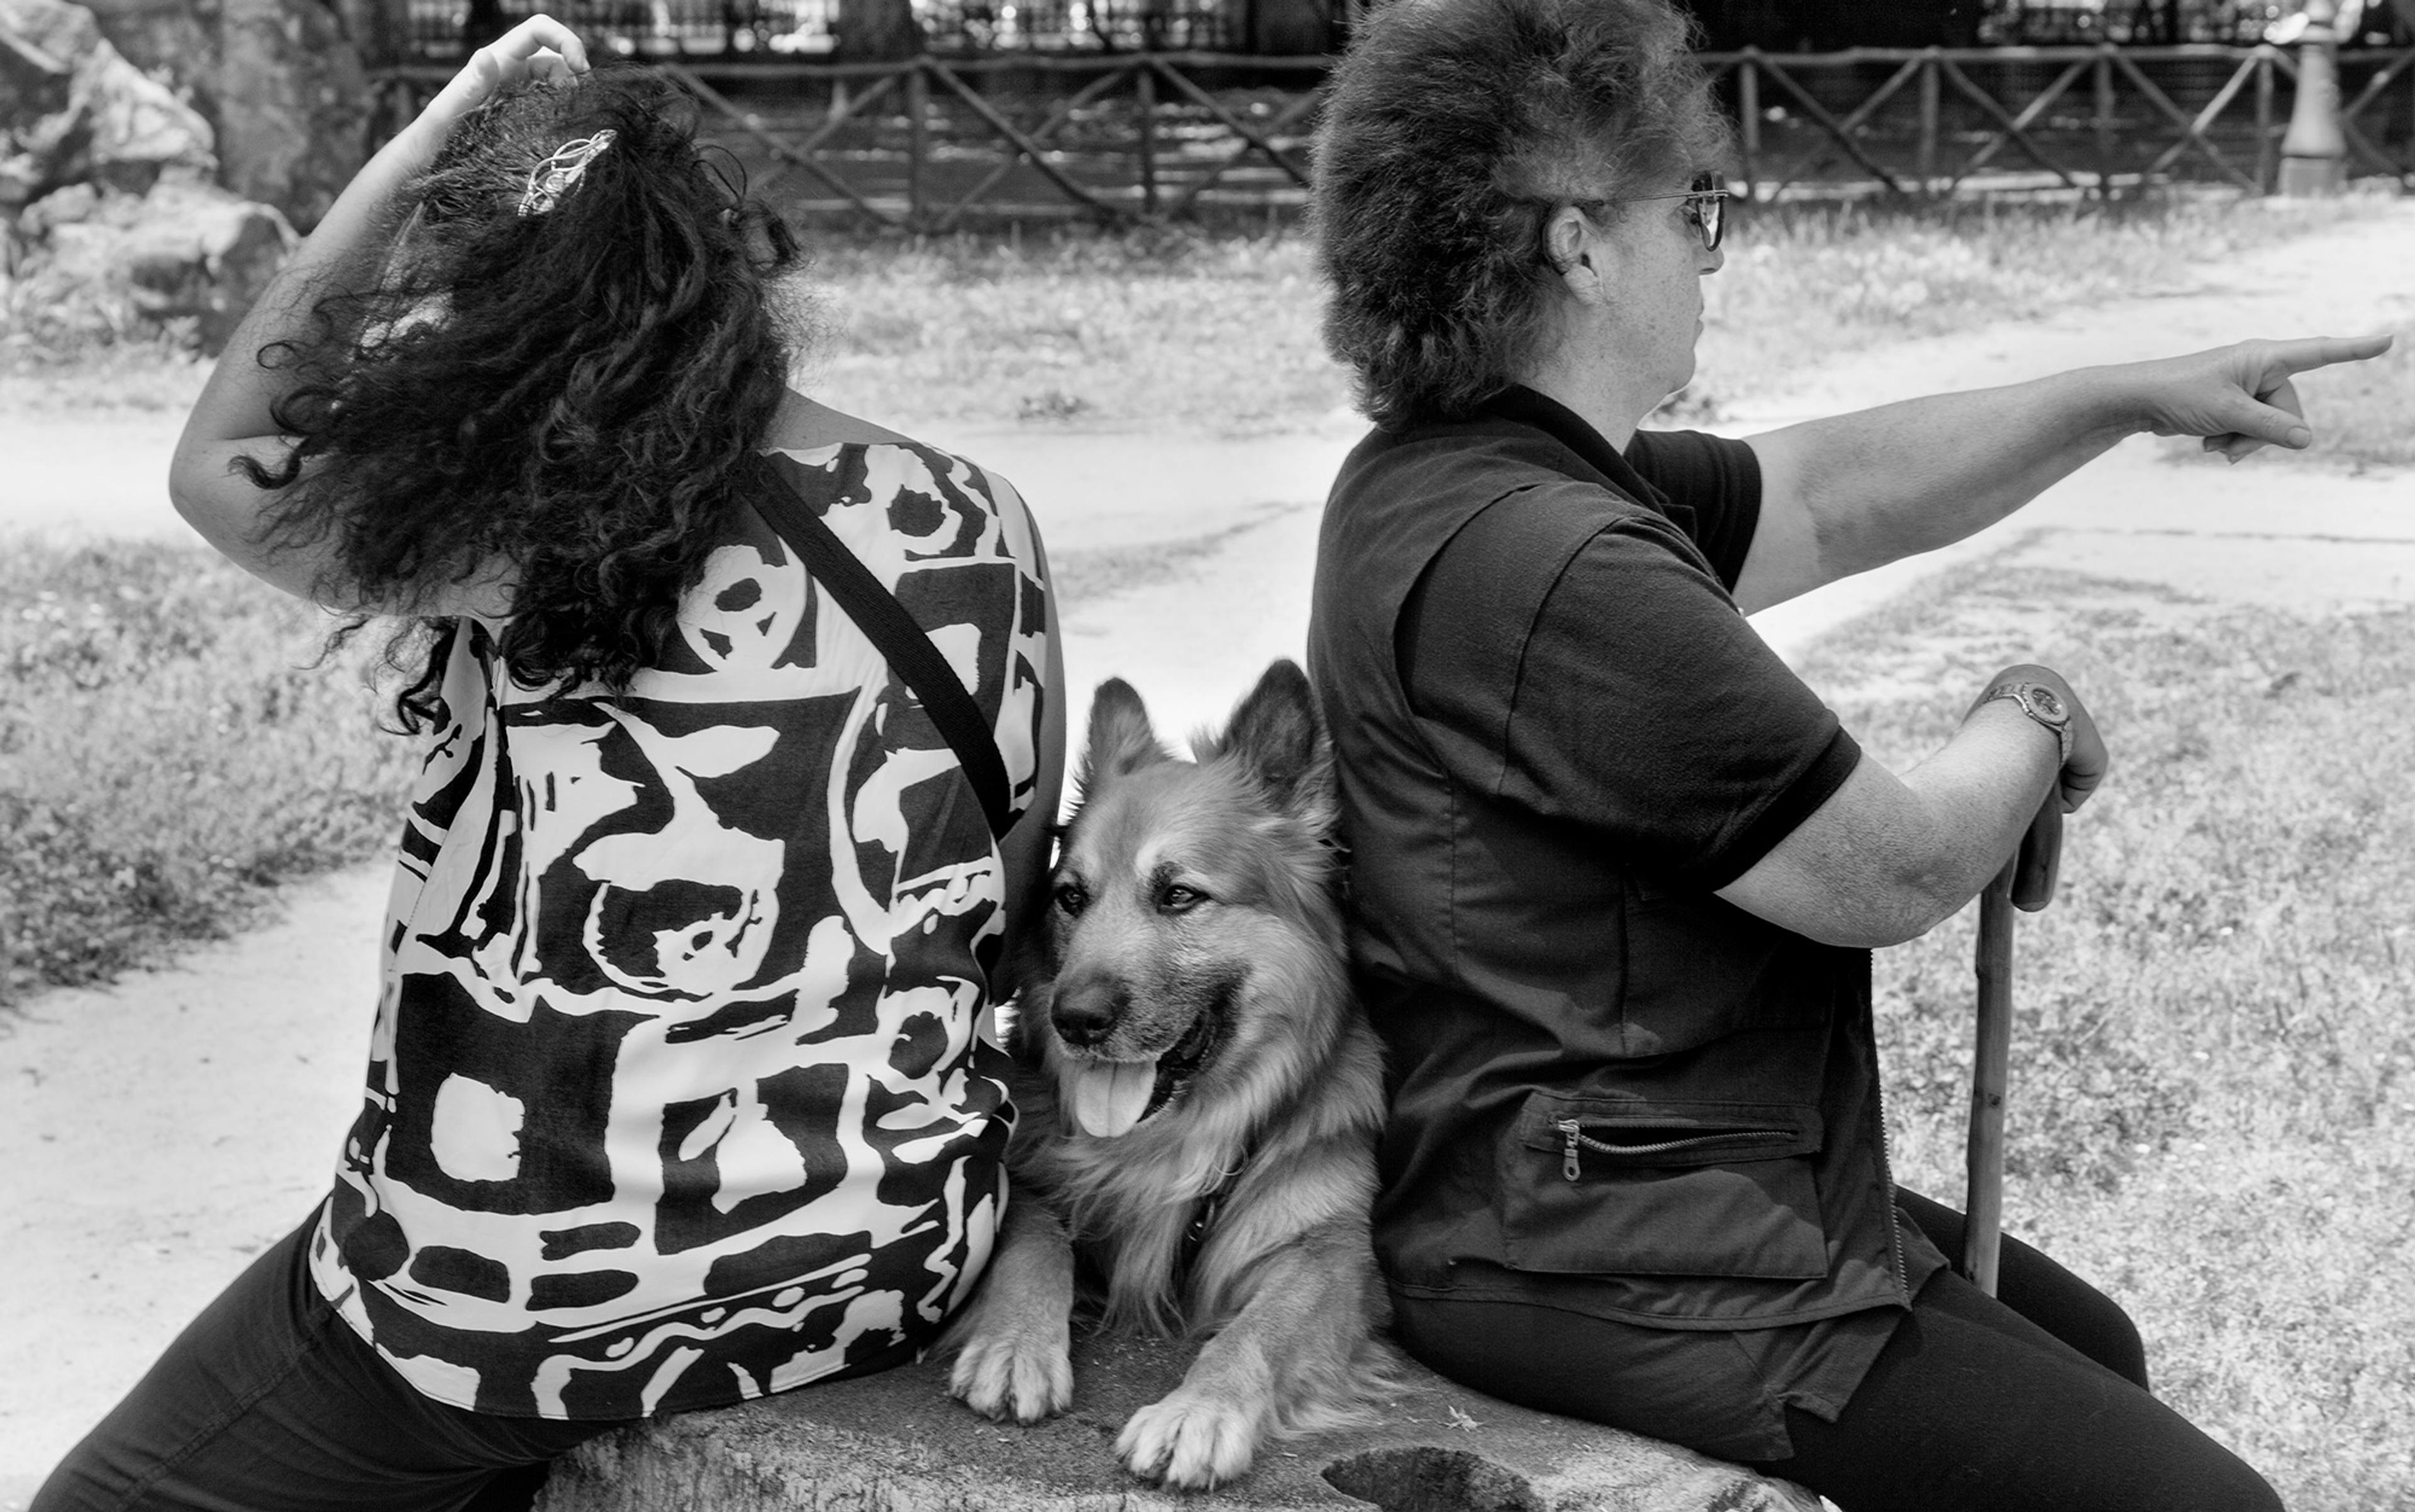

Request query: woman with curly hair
[
  {"left": 1304, "top": 0, "right": 2384, "bottom": 1508},
  {"left": 40, "top": 18, "right": 1063, "bottom": 1510}
]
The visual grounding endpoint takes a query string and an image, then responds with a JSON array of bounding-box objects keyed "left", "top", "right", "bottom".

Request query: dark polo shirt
[{"left": 1306, "top": 387, "right": 1946, "bottom": 1338}]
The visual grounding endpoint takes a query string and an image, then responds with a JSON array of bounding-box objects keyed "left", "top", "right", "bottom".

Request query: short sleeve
[
  {"left": 1407, "top": 492, "right": 1856, "bottom": 893},
  {"left": 1627, "top": 428, "right": 1762, "bottom": 590}
]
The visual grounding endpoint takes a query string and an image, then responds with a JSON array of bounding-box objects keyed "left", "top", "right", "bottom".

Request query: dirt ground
[{"left": 2, "top": 199, "right": 2411, "bottom": 1506}]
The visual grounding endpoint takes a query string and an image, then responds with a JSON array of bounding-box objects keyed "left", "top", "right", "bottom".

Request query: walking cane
[{"left": 1960, "top": 799, "right": 2063, "bottom": 1297}]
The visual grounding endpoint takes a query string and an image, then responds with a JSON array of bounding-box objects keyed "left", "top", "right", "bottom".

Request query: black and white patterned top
[{"left": 307, "top": 440, "right": 1051, "bottom": 1420}]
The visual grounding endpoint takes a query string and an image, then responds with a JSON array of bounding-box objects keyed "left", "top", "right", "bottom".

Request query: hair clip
[{"left": 516, "top": 129, "right": 618, "bottom": 218}]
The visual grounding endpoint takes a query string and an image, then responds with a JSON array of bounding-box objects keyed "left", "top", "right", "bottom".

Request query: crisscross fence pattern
[
  {"left": 1716, "top": 43, "right": 2415, "bottom": 199},
  {"left": 370, "top": 43, "right": 2415, "bottom": 231}
]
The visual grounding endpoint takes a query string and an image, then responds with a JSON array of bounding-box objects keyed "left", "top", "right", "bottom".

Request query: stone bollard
[
  {"left": 536, "top": 1333, "right": 1823, "bottom": 1512},
  {"left": 2278, "top": 0, "right": 2349, "bottom": 196}
]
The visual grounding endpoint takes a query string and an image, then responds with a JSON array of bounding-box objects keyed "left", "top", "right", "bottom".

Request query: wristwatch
[{"left": 1981, "top": 681, "right": 2074, "bottom": 765}]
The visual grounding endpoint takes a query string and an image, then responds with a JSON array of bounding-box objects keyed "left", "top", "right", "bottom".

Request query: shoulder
[{"left": 757, "top": 433, "right": 1045, "bottom": 577}]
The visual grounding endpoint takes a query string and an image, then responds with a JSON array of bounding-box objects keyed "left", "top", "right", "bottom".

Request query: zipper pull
[{"left": 1558, "top": 1118, "right": 1581, "bottom": 1181}]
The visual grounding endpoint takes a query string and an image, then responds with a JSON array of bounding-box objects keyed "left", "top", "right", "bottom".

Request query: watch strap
[{"left": 1981, "top": 681, "right": 2074, "bottom": 766}]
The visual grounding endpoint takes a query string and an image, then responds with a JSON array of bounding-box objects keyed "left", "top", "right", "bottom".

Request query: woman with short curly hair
[
  {"left": 1306, "top": 0, "right": 2382, "bottom": 1507},
  {"left": 1314, "top": 0, "right": 1727, "bottom": 430},
  {"left": 42, "top": 19, "right": 1063, "bottom": 1510}
]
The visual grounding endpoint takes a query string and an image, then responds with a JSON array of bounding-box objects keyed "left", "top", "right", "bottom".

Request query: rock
[
  {"left": 20, "top": 174, "right": 292, "bottom": 349},
  {"left": 535, "top": 1335, "right": 1824, "bottom": 1512},
  {"left": 0, "top": 0, "right": 214, "bottom": 209},
  {"left": 74, "top": 0, "right": 373, "bottom": 230}
]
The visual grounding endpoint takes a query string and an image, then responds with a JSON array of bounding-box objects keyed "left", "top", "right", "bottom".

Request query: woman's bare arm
[{"left": 167, "top": 16, "right": 592, "bottom": 611}]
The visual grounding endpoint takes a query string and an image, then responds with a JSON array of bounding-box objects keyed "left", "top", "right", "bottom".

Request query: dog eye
[
  {"left": 1157, "top": 884, "right": 1206, "bottom": 914},
  {"left": 1053, "top": 881, "right": 1089, "bottom": 916}
]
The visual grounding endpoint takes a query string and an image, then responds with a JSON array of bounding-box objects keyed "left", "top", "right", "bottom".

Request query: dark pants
[
  {"left": 33, "top": 1216, "right": 622, "bottom": 1512},
  {"left": 1392, "top": 1189, "right": 2282, "bottom": 1512}
]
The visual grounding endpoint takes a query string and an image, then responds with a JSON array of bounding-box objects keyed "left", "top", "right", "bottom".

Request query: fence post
[
  {"left": 2279, "top": 0, "right": 2348, "bottom": 195},
  {"left": 2094, "top": 45, "right": 2116, "bottom": 197},
  {"left": 2255, "top": 47, "right": 2276, "bottom": 194},
  {"left": 906, "top": 61, "right": 930, "bottom": 231},
  {"left": 1918, "top": 48, "right": 1941, "bottom": 196},
  {"left": 1136, "top": 62, "right": 1159, "bottom": 216},
  {"left": 1738, "top": 50, "right": 1760, "bottom": 199}
]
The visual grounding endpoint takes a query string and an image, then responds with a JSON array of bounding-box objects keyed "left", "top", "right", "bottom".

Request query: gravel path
[{"left": 3, "top": 198, "right": 2410, "bottom": 1508}]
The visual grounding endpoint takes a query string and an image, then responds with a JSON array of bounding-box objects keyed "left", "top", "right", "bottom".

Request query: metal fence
[{"left": 1718, "top": 43, "right": 2415, "bottom": 199}]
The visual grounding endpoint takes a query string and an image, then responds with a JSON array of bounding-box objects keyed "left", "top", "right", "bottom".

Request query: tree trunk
[
  {"left": 216, "top": 0, "right": 370, "bottom": 227},
  {"left": 1249, "top": 0, "right": 1331, "bottom": 53},
  {"left": 833, "top": 0, "right": 918, "bottom": 60}
]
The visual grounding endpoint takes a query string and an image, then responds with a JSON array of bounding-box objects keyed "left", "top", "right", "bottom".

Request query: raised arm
[
  {"left": 1731, "top": 333, "right": 2397, "bottom": 616},
  {"left": 167, "top": 16, "right": 591, "bottom": 608}
]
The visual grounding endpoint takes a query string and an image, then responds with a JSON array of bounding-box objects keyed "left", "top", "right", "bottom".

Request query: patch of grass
[
  {"left": 1798, "top": 567, "right": 2415, "bottom": 1509},
  {"left": 17, "top": 191, "right": 2382, "bottom": 435},
  {"left": 0, "top": 543, "right": 423, "bottom": 1008},
  {"left": 798, "top": 225, "right": 1345, "bottom": 436}
]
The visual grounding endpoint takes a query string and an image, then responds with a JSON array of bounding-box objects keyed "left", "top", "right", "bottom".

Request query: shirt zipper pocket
[{"left": 1555, "top": 1118, "right": 1799, "bottom": 1181}]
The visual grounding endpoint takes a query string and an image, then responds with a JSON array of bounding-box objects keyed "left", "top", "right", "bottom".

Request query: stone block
[
  {"left": 538, "top": 1334, "right": 1823, "bottom": 1512},
  {"left": 19, "top": 174, "right": 293, "bottom": 348},
  {"left": 0, "top": 0, "right": 213, "bottom": 208}
]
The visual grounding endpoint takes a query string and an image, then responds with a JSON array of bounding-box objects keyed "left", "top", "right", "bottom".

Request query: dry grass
[
  {"left": 7, "top": 189, "right": 2394, "bottom": 449},
  {"left": 1800, "top": 568, "right": 2415, "bottom": 1509},
  {"left": 0, "top": 545, "right": 421, "bottom": 1008}
]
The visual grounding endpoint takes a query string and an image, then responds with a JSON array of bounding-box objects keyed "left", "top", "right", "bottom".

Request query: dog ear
[
  {"left": 1079, "top": 678, "right": 1169, "bottom": 792},
  {"left": 1210, "top": 659, "right": 1335, "bottom": 826}
]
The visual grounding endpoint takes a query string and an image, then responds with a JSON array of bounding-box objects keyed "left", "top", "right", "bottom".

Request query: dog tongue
[{"left": 1068, "top": 1060, "right": 1157, "bottom": 1138}]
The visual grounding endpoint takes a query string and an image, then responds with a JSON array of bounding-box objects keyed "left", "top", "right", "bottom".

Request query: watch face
[{"left": 2029, "top": 686, "right": 2067, "bottom": 721}]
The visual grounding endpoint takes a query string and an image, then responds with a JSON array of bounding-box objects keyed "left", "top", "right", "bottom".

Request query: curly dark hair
[
  {"left": 1311, "top": 0, "right": 1731, "bottom": 430},
  {"left": 240, "top": 65, "right": 806, "bottom": 727}
]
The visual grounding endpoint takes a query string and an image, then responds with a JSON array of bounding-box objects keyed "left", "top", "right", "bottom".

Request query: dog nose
[{"left": 1050, "top": 975, "right": 1128, "bottom": 1048}]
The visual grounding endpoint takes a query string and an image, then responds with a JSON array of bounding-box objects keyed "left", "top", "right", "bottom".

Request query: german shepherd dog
[{"left": 945, "top": 659, "right": 1391, "bottom": 1489}]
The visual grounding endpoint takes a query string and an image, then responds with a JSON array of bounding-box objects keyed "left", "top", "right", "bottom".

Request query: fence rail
[
  {"left": 372, "top": 43, "right": 2415, "bottom": 232},
  {"left": 1714, "top": 43, "right": 2415, "bottom": 200}
]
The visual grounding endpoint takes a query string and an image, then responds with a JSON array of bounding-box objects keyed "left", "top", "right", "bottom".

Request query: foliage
[
  {"left": 1799, "top": 567, "right": 2415, "bottom": 1508},
  {"left": 0, "top": 543, "right": 421, "bottom": 1008}
]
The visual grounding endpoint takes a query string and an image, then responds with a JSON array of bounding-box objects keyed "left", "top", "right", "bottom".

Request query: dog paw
[
  {"left": 1117, "top": 1391, "right": 1263, "bottom": 1490},
  {"left": 948, "top": 1327, "right": 1073, "bottom": 1424}
]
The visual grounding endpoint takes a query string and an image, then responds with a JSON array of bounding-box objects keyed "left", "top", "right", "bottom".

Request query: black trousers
[
  {"left": 1391, "top": 1189, "right": 2282, "bottom": 1512},
  {"left": 32, "top": 1216, "right": 613, "bottom": 1512}
]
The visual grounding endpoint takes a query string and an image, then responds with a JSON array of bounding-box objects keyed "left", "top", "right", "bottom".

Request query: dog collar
[{"left": 1177, "top": 1150, "right": 1252, "bottom": 1281}]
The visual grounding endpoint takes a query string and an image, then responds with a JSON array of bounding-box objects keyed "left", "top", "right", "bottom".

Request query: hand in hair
[
  {"left": 420, "top": 15, "right": 593, "bottom": 143},
  {"left": 170, "top": 19, "right": 604, "bottom": 613}
]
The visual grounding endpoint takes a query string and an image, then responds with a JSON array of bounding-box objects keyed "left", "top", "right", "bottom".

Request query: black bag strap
[{"left": 745, "top": 451, "right": 1014, "bottom": 840}]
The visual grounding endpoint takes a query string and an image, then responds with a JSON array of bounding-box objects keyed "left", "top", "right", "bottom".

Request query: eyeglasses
[{"left": 1570, "top": 172, "right": 1732, "bottom": 252}]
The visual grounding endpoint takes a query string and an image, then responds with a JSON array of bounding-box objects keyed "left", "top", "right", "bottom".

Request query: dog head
[{"left": 1023, "top": 659, "right": 1347, "bottom": 1140}]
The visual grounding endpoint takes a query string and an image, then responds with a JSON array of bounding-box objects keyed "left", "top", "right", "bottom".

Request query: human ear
[{"left": 1542, "top": 206, "right": 1594, "bottom": 281}]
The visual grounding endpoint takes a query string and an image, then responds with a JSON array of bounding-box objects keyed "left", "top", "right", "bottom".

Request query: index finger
[
  {"left": 497, "top": 13, "right": 592, "bottom": 74},
  {"left": 2263, "top": 331, "right": 2396, "bottom": 377}
]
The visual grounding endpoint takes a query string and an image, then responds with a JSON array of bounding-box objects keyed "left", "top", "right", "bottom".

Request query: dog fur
[{"left": 944, "top": 659, "right": 1392, "bottom": 1489}]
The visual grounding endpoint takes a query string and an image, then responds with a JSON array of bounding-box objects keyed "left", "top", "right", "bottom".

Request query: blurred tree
[{"left": 835, "top": 0, "right": 919, "bottom": 58}]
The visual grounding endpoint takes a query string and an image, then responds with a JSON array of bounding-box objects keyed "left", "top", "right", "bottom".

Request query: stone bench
[{"left": 538, "top": 1333, "right": 1822, "bottom": 1511}]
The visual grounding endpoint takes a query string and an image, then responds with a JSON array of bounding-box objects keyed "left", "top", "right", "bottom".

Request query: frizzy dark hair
[
  {"left": 239, "top": 65, "right": 806, "bottom": 728},
  {"left": 1310, "top": 0, "right": 1730, "bottom": 430}
]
